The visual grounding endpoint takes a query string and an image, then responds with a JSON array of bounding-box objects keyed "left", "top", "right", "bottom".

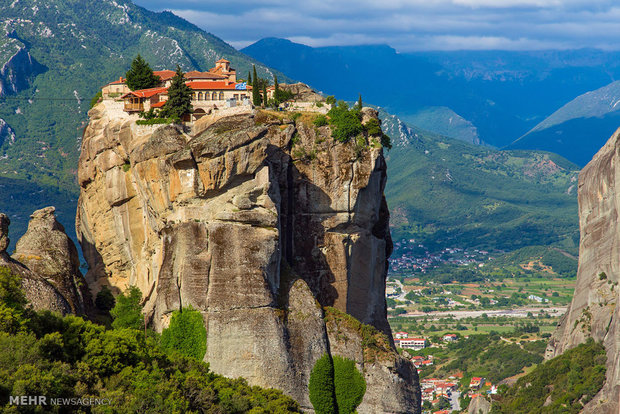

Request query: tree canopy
[
  {"left": 125, "top": 54, "right": 160, "bottom": 91},
  {"left": 110, "top": 286, "right": 143, "bottom": 330},
  {"left": 161, "top": 65, "right": 192, "bottom": 121}
]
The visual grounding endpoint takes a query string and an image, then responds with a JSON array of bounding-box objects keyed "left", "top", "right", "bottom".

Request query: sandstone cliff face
[
  {"left": 77, "top": 101, "right": 419, "bottom": 413},
  {"left": 0, "top": 208, "right": 90, "bottom": 314},
  {"left": 547, "top": 128, "right": 620, "bottom": 413}
]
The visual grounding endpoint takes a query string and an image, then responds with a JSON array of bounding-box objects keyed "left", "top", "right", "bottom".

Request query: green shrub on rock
[
  {"left": 309, "top": 353, "right": 366, "bottom": 414},
  {"left": 160, "top": 306, "right": 207, "bottom": 360}
]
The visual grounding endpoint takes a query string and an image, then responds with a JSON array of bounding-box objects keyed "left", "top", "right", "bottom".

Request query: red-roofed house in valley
[
  {"left": 443, "top": 333, "right": 458, "bottom": 342},
  {"left": 394, "top": 331, "right": 409, "bottom": 339},
  {"left": 469, "top": 377, "right": 484, "bottom": 389}
]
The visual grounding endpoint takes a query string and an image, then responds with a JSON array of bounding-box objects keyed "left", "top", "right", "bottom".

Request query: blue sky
[{"left": 133, "top": 0, "right": 620, "bottom": 52}]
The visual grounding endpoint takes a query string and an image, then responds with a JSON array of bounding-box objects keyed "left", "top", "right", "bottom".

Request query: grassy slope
[
  {"left": 491, "top": 340, "right": 606, "bottom": 413},
  {"left": 380, "top": 112, "right": 580, "bottom": 253}
]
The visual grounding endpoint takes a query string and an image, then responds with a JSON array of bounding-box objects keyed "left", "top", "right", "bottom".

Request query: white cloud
[{"left": 136, "top": 0, "right": 620, "bottom": 51}]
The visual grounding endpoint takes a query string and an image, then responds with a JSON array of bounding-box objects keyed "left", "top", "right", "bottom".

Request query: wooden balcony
[{"left": 124, "top": 102, "right": 144, "bottom": 112}]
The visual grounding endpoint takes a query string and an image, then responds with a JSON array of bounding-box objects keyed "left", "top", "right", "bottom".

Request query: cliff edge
[
  {"left": 77, "top": 101, "right": 420, "bottom": 413},
  {"left": 547, "top": 128, "right": 620, "bottom": 413}
]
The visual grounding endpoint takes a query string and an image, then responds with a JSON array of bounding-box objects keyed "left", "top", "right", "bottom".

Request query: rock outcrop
[
  {"left": 77, "top": 101, "right": 420, "bottom": 413},
  {"left": 12, "top": 207, "right": 92, "bottom": 315},
  {"left": 468, "top": 395, "right": 491, "bottom": 414},
  {"left": 547, "top": 128, "right": 620, "bottom": 413},
  {"left": 280, "top": 83, "right": 325, "bottom": 102},
  {"left": 0, "top": 38, "right": 45, "bottom": 97},
  {"left": 0, "top": 209, "right": 89, "bottom": 314}
]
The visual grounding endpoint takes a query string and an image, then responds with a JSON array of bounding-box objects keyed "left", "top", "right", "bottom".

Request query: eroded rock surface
[
  {"left": 0, "top": 210, "right": 88, "bottom": 314},
  {"left": 13, "top": 207, "right": 92, "bottom": 315},
  {"left": 547, "top": 128, "right": 620, "bottom": 413},
  {"left": 468, "top": 395, "right": 491, "bottom": 414},
  {"left": 77, "top": 102, "right": 419, "bottom": 413}
]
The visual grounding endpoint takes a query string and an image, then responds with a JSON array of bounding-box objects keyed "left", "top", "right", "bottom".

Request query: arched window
[
  {"left": 204, "top": 91, "right": 210, "bottom": 100},
  {"left": 219, "top": 91, "right": 224, "bottom": 100},
  {"left": 212, "top": 92, "right": 217, "bottom": 100}
]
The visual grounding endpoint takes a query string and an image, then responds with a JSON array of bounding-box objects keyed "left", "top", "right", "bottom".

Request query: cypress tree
[
  {"left": 248, "top": 71, "right": 252, "bottom": 86},
  {"left": 125, "top": 54, "right": 160, "bottom": 91},
  {"left": 333, "top": 356, "right": 366, "bottom": 414},
  {"left": 309, "top": 354, "right": 337, "bottom": 414},
  {"left": 161, "top": 65, "right": 192, "bottom": 121},
  {"left": 357, "top": 94, "right": 363, "bottom": 109},
  {"left": 252, "top": 65, "right": 261, "bottom": 106},
  {"left": 262, "top": 83, "right": 268, "bottom": 107},
  {"left": 273, "top": 75, "right": 281, "bottom": 105}
]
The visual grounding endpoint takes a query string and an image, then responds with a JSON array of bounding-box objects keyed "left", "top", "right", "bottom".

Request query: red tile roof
[
  {"left": 154, "top": 70, "right": 177, "bottom": 81},
  {"left": 186, "top": 81, "right": 246, "bottom": 90},
  {"left": 185, "top": 70, "right": 227, "bottom": 80},
  {"left": 216, "top": 58, "right": 230, "bottom": 63},
  {"left": 121, "top": 87, "right": 167, "bottom": 99},
  {"left": 151, "top": 101, "right": 166, "bottom": 108}
]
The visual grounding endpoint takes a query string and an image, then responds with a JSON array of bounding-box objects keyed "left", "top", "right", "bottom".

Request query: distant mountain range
[
  {"left": 508, "top": 81, "right": 620, "bottom": 166},
  {"left": 243, "top": 38, "right": 620, "bottom": 164}
]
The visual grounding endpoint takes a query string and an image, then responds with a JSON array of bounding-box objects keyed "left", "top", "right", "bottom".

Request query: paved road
[
  {"left": 392, "top": 278, "right": 408, "bottom": 302},
  {"left": 450, "top": 391, "right": 461, "bottom": 411}
]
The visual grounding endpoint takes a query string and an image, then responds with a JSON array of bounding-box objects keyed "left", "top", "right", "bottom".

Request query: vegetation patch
[
  {"left": 0, "top": 266, "right": 302, "bottom": 413},
  {"left": 135, "top": 118, "right": 174, "bottom": 126},
  {"left": 491, "top": 339, "right": 607, "bottom": 413},
  {"left": 309, "top": 354, "right": 337, "bottom": 414},
  {"left": 160, "top": 306, "right": 207, "bottom": 360},
  {"left": 308, "top": 353, "right": 366, "bottom": 414},
  {"left": 327, "top": 101, "right": 363, "bottom": 143},
  {"left": 324, "top": 306, "right": 392, "bottom": 363}
]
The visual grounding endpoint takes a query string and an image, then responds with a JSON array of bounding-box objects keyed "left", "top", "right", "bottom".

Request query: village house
[
  {"left": 395, "top": 337, "right": 426, "bottom": 350},
  {"left": 442, "top": 333, "right": 458, "bottom": 342},
  {"left": 394, "top": 331, "right": 409, "bottom": 339},
  {"left": 469, "top": 377, "right": 485, "bottom": 389}
]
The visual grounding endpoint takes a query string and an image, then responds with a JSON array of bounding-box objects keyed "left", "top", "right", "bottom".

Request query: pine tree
[
  {"left": 125, "top": 54, "right": 160, "bottom": 91},
  {"left": 357, "top": 94, "right": 363, "bottom": 110},
  {"left": 252, "top": 65, "right": 261, "bottom": 106},
  {"left": 161, "top": 65, "right": 192, "bottom": 121}
]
